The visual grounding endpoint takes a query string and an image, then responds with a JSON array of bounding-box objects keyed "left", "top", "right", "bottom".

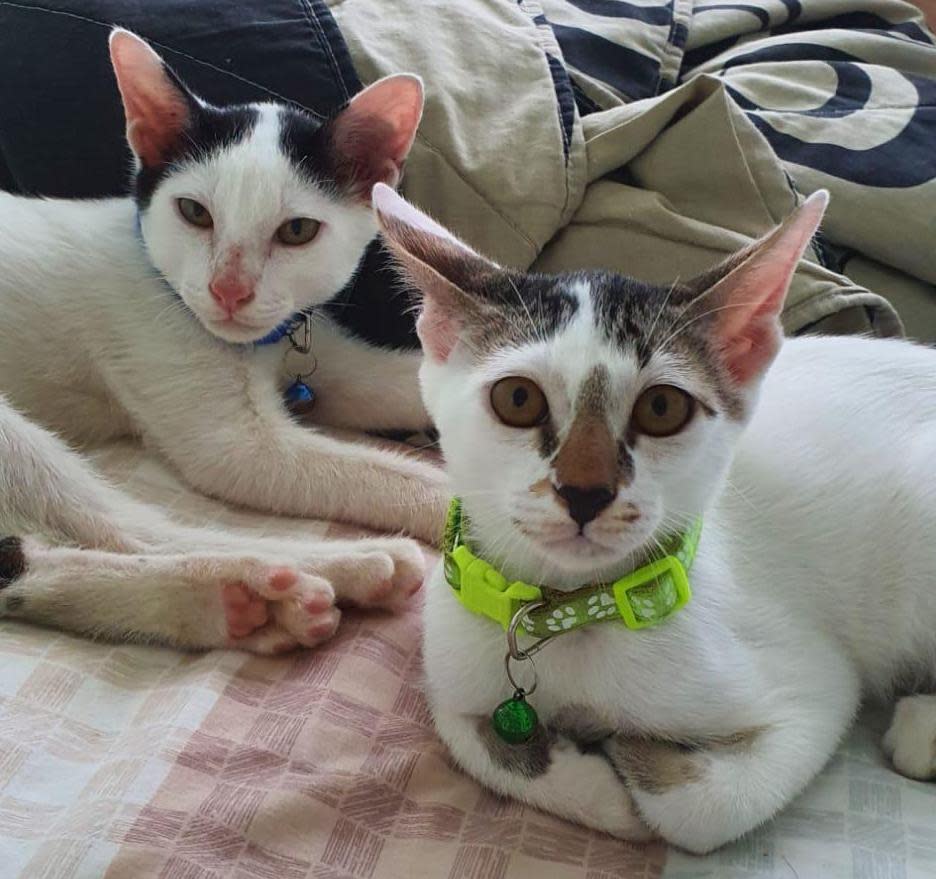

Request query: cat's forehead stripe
[{"left": 577, "top": 365, "right": 610, "bottom": 417}]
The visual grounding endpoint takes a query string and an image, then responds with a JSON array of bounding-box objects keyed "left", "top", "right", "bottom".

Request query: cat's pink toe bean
[
  {"left": 269, "top": 568, "right": 298, "bottom": 592},
  {"left": 304, "top": 593, "right": 332, "bottom": 614},
  {"left": 222, "top": 581, "right": 250, "bottom": 608},
  {"left": 303, "top": 608, "right": 341, "bottom": 643},
  {"left": 245, "top": 599, "right": 268, "bottom": 628},
  {"left": 307, "top": 618, "right": 339, "bottom": 640},
  {"left": 369, "top": 579, "right": 395, "bottom": 601}
]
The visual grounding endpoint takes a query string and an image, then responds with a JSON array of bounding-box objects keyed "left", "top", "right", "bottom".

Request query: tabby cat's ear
[
  {"left": 109, "top": 29, "right": 195, "bottom": 169},
  {"left": 373, "top": 183, "right": 501, "bottom": 362},
  {"left": 327, "top": 76, "right": 425, "bottom": 200},
  {"left": 684, "top": 190, "right": 829, "bottom": 386}
]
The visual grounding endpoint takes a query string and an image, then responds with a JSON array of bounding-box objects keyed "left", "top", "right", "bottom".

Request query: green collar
[{"left": 443, "top": 498, "right": 700, "bottom": 639}]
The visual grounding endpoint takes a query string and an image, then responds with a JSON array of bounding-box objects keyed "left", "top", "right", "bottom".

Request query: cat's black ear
[
  {"left": 684, "top": 191, "right": 829, "bottom": 385},
  {"left": 109, "top": 29, "right": 196, "bottom": 168},
  {"left": 326, "top": 75, "right": 424, "bottom": 200},
  {"left": 373, "top": 183, "right": 501, "bottom": 361}
]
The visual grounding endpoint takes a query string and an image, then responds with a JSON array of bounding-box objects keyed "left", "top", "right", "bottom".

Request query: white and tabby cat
[
  {"left": 0, "top": 30, "right": 437, "bottom": 651},
  {"left": 373, "top": 182, "right": 936, "bottom": 853}
]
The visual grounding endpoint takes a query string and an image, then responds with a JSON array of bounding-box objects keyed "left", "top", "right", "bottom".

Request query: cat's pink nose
[{"left": 209, "top": 277, "right": 255, "bottom": 313}]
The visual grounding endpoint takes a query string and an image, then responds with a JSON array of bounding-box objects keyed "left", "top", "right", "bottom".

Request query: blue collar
[{"left": 253, "top": 314, "right": 311, "bottom": 347}]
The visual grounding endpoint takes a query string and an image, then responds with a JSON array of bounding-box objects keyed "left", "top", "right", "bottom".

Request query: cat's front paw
[
  {"left": 199, "top": 559, "right": 340, "bottom": 654},
  {"left": 883, "top": 695, "right": 936, "bottom": 780},
  {"left": 317, "top": 538, "right": 426, "bottom": 611}
]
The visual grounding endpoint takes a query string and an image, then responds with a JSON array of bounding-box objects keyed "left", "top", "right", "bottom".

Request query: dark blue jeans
[{"left": 0, "top": 0, "right": 360, "bottom": 197}]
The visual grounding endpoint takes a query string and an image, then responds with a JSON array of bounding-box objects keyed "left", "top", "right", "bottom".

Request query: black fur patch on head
[
  {"left": 462, "top": 271, "right": 580, "bottom": 356},
  {"left": 277, "top": 106, "right": 343, "bottom": 194},
  {"left": 133, "top": 70, "right": 260, "bottom": 209},
  {"left": 587, "top": 272, "right": 745, "bottom": 420},
  {"left": 0, "top": 537, "right": 26, "bottom": 587}
]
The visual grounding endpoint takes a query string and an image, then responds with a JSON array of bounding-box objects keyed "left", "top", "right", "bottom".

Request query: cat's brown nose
[{"left": 555, "top": 484, "right": 615, "bottom": 528}]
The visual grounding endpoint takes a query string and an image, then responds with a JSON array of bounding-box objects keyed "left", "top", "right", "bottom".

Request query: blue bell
[{"left": 285, "top": 379, "right": 315, "bottom": 408}]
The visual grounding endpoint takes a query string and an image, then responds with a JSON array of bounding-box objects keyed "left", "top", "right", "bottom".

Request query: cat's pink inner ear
[
  {"left": 415, "top": 299, "right": 460, "bottom": 362},
  {"left": 329, "top": 75, "right": 424, "bottom": 198},
  {"left": 109, "top": 29, "right": 191, "bottom": 167},
  {"left": 706, "top": 190, "right": 829, "bottom": 385}
]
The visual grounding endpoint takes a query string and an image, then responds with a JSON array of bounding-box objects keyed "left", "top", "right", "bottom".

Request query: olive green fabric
[{"left": 331, "top": 0, "right": 936, "bottom": 340}]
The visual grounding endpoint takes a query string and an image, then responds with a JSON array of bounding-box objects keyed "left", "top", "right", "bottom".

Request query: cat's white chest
[{"left": 422, "top": 561, "right": 760, "bottom": 737}]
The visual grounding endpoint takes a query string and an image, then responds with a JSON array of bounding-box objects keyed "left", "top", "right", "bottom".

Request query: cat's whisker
[
  {"left": 646, "top": 275, "right": 682, "bottom": 344},
  {"left": 506, "top": 274, "right": 543, "bottom": 346},
  {"left": 656, "top": 300, "right": 762, "bottom": 352}
]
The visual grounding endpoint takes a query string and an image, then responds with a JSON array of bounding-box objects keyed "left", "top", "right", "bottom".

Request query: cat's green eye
[
  {"left": 177, "top": 198, "right": 213, "bottom": 229},
  {"left": 632, "top": 385, "right": 695, "bottom": 438},
  {"left": 276, "top": 217, "right": 321, "bottom": 246},
  {"left": 490, "top": 377, "right": 549, "bottom": 428}
]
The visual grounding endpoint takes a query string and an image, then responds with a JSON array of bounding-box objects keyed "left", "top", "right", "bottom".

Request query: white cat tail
[{"left": 109, "top": 28, "right": 194, "bottom": 168}]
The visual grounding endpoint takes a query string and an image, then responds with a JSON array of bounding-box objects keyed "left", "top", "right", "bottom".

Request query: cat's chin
[
  {"left": 204, "top": 316, "right": 282, "bottom": 345},
  {"left": 517, "top": 531, "right": 644, "bottom": 586}
]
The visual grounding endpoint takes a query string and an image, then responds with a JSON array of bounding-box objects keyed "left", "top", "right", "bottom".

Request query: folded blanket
[{"left": 335, "top": 0, "right": 934, "bottom": 337}]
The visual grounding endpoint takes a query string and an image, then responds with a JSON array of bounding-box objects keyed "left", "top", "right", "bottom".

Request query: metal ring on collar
[
  {"left": 506, "top": 601, "right": 555, "bottom": 661},
  {"left": 504, "top": 650, "right": 538, "bottom": 696}
]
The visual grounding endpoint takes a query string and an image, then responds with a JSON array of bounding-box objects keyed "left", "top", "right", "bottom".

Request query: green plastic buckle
[
  {"left": 446, "top": 545, "right": 542, "bottom": 630},
  {"left": 612, "top": 556, "right": 692, "bottom": 630}
]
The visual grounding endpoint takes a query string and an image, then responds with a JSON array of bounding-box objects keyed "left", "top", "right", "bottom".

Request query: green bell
[{"left": 491, "top": 690, "right": 538, "bottom": 744}]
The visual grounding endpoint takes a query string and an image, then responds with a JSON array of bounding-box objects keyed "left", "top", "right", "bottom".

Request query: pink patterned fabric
[
  {"left": 105, "top": 599, "right": 665, "bottom": 879},
  {"left": 0, "top": 443, "right": 665, "bottom": 879}
]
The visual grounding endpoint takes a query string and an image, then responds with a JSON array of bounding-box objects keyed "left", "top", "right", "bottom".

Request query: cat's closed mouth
[{"left": 523, "top": 527, "right": 634, "bottom": 562}]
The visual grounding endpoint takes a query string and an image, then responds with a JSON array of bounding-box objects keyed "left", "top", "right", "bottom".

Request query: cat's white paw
[
  {"left": 883, "top": 695, "right": 936, "bottom": 780},
  {"left": 545, "top": 742, "right": 656, "bottom": 843},
  {"left": 184, "top": 557, "right": 340, "bottom": 654},
  {"left": 600, "top": 786, "right": 658, "bottom": 843},
  {"left": 316, "top": 539, "right": 426, "bottom": 611}
]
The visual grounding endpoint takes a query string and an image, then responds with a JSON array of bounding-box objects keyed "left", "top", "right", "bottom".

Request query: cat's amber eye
[
  {"left": 276, "top": 217, "right": 321, "bottom": 246},
  {"left": 490, "top": 377, "right": 549, "bottom": 428},
  {"left": 177, "top": 198, "right": 213, "bottom": 229},
  {"left": 632, "top": 385, "right": 695, "bottom": 437}
]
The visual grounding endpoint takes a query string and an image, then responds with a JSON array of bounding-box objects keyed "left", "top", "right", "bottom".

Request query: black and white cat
[{"left": 0, "top": 30, "right": 438, "bottom": 652}]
